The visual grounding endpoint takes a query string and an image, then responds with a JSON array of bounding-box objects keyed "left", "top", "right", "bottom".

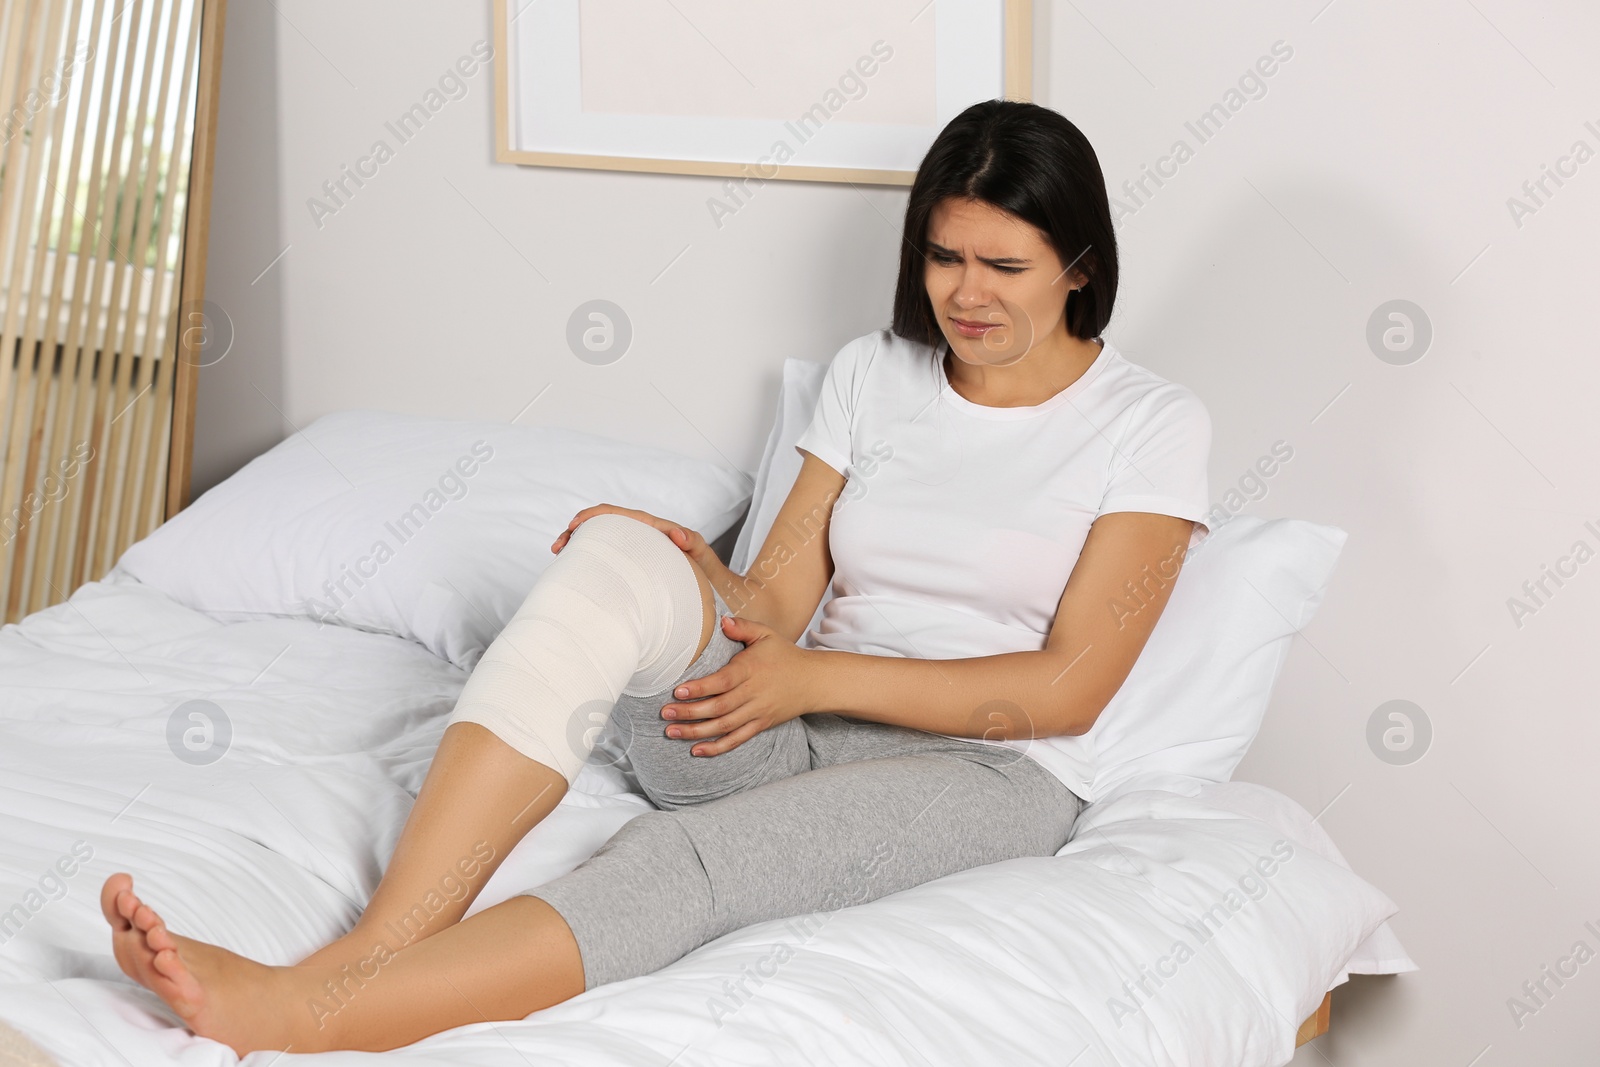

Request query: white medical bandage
[{"left": 445, "top": 513, "right": 708, "bottom": 783}]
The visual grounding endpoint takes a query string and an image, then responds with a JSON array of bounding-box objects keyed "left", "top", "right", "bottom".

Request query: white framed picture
[{"left": 493, "top": 0, "right": 1033, "bottom": 185}]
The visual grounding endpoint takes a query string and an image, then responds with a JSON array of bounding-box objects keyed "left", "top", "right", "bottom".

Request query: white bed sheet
[{"left": 0, "top": 573, "right": 1413, "bottom": 1067}]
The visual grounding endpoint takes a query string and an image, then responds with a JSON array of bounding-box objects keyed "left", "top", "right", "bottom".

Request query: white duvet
[{"left": 0, "top": 573, "right": 1413, "bottom": 1067}]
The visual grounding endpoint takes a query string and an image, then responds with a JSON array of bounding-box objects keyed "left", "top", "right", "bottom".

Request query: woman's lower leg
[
  {"left": 299, "top": 537, "right": 719, "bottom": 969},
  {"left": 297, "top": 722, "right": 567, "bottom": 967},
  {"left": 303, "top": 896, "right": 585, "bottom": 1052}
]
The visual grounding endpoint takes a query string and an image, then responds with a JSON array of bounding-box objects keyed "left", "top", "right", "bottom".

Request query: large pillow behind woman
[{"left": 114, "top": 410, "right": 752, "bottom": 671}]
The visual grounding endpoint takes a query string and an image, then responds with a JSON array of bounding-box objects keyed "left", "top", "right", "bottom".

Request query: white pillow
[
  {"left": 1193, "top": 779, "right": 1419, "bottom": 986},
  {"left": 730, "top": 357, "right": 1346, "bottom": 798},
  {"left": 114, "top": 410, "right": 751, "bottom": 670},
  {"left": 729, "top": 357, "right": 829, "bottom": 574},
  {"left": 728, "top": 357, "right": 832, "bottom": 635},
  {"left": 1082, "top": 514, "right": 1347, "bottom": 799},
  {"left": 1061, "top": 780, "right": 1403, "bottom": 1055}
]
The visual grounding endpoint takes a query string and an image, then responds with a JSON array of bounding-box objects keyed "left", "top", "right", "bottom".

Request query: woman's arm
[
  {"left": 698, "top": 451, "right": 846, "bottom": 642},
  {"left": 667, "top": 510, "right": 1196, "bottom": 754},
  {"left": 550, "top": 452, "right": 845, "bottom": 643},
  {"left": 806, "top": 511, "right": 1196, "bottom": 739}
]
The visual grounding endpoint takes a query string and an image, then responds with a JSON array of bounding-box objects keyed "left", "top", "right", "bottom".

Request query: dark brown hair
[{"left": 890, "top": 99, "right": 1118, "bottom": 349}]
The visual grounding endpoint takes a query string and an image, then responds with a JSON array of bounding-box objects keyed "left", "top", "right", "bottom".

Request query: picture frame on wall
[{"left": 492, "top": 0, "right": 1033, "bottom": 186}]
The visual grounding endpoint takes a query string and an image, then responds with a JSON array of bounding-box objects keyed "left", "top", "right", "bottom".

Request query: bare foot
[
  {"left": 99, "top": 873, "right": 315, "bottom": 1055},
  {"left": 102, "top": 872, "right": 162, "bottom": 989}
]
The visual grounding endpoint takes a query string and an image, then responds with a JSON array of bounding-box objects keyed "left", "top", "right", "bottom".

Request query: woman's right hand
[{"left": 551, "top": 504, "right": 718, "bottom": 573}]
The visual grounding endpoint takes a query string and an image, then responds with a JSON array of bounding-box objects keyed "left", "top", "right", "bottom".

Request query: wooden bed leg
[{"left": 1295, "top": 992, "right": 1332, "bottom": 1047}]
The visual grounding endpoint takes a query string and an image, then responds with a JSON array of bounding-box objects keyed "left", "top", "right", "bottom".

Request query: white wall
[
  {"left": 192, "top": 0, "right": 286, "bottom": 494},
  {"left": 198, "top": 2, "right": 1600, "bottom": 1061}
]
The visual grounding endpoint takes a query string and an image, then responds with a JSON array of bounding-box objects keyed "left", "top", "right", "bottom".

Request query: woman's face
[{"left": 923, "top": 197, "right": 1085, "bottom": 367}]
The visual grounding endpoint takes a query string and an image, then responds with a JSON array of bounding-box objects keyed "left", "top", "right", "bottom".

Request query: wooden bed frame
[{"left": 1296, "top": 993, "right": 1332, "bottom": 1046}]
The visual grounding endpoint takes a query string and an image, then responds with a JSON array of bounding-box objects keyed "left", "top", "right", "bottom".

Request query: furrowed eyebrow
[{"left": 925, "top": 241, "right": 1031, "bottom": 266}]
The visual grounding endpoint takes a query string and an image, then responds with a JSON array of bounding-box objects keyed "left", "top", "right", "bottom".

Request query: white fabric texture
[
  {"left": 0, "top": 573, "right": 1413, "bottom": 1067},
  {"left": 446, "top": 513, "right": 707, "bottom": 783},
  {"left": 112, "top": 409, "right": 750, "bottom": 671}
]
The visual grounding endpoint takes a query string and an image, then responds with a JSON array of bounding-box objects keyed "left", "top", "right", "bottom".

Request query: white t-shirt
[{"left": 791, "top": 327, "right": 1212, "bottom": 797}]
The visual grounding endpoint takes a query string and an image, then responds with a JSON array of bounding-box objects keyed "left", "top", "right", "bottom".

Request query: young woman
[{"left": 100, "top": 98, "right": 1211, "bottom": 1054}]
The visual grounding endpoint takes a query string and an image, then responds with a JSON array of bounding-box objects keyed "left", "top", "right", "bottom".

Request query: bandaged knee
[{"left": 445, "top": 513, "right": 707, "bottom": 783}]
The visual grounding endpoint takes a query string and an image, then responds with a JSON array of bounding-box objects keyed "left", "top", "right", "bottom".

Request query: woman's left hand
[{"left": 659, "top": 616, "right": 818, "bottom": 756}]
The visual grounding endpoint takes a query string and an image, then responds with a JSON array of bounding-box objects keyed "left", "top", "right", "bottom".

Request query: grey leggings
[{"left": 525, "top": 590, "right": 1084, "bottom": 991}]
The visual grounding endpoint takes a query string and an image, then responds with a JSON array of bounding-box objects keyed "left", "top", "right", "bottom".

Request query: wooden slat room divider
[{"left": 0, "top": 0, "right": 224, "bottom": 624}]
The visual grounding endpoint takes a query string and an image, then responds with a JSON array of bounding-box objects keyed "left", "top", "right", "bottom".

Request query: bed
[{"left": 0, "top": 379, "right": 1414, "bottom": 1065}]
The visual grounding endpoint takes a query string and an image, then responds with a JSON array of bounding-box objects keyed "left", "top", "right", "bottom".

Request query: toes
[
  {"left": 101, "top": 883, "right": 134, "bottom": 927},
  {"left": 150, "top": 946, "right": 181, "bottom": 980},
  {"left": 133, "top": 903, "right": 161, "bottom": 934},
  {"left": 101, "top": 873, "right": 134, "bottom": 929},
  {"left": 146, "top": 921, "right": 176, "bottom": 954},
  {"left": 151, "top": 948, "right": 200, "bottom": 1019},
  {"left": 117, "top": 887, "right": 142, "bottom": 924}
]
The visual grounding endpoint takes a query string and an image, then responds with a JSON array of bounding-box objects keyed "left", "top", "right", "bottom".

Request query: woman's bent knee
[{"left": 444, "top": 513, "right": 717, "bottom": 784}]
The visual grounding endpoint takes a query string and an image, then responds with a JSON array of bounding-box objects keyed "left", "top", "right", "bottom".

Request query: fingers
[
  {"left": 689, "top": 718, "right": 767, "bottom": 757},
  {"left": 717, "top": 615, "right": 768, "bottom": 642},
  {"left": 663, "top": 710, "right": 736, "bottom": 740},
  {"left": 670, "top": 525, "right": 707, "bottom": 554},
  {"left": 552, "top": 504, "right": 629, "bottom": 552},
  {"left": 662, "top": 687, "right": 731, "bottom": 724},
  {"left": 551, "top": 505, "right": 700, "bottom": 556},
  {"left": 670, "top": 666, "right": 734, "bottom": 703},
  {"left": 653, "top": 520, "right": 707, "bottom": 557}
]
